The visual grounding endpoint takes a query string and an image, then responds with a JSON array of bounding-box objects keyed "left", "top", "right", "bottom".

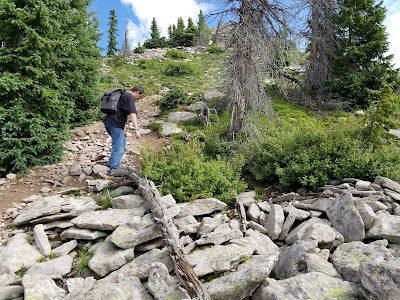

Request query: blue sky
[{"left": 90, "top": 0, "right": 400, "bottom": 67}]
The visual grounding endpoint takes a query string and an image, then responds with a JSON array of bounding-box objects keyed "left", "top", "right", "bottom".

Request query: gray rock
[
  {"left": 13, "top": 195, "right": 69, "bottom": 225},
  {"left": 304, "top": 253, "right": 342, "bottom": 278},
  {"left": 111, "top": 194, "right": 149, "bottom": 210},
  {"left": 158, "top": 121, "right": 183, "bottom": 136},
  {"left": 359, "top": 258, "right": 400, "bottom": 300},
  {"left": 197, "top": 214, "right": 229, "bottom": 237},
  {"left": 173, "top": 215, "right": 200, "bottom": 234},
  {"left": 384, "top": 189, "right": 400, "bottom": 202},
  {"left": 331, "top": 241, "right": 394, "bottom": 283},
  {"left": 355, "top": 180, "right": 372, "bottom": 191},
  {"left": 33, "top": 224, "right": 51, "bottom": 256},
  {"left": 88, "top": 236, "right": 135, "bottom": 277},
  {"left": 374, "top": 176, "right": 400, "bottom": 193},
  {"left": 22, "top": 274, "right": 67, "bottom": 300},
  {"left": 205, "top": 254, "right": 279, "bottom": 300},
  {"left": 160, "top": 194, "right": 176, "bottom": 208},
  {"left": 247, "top": 203, "right": 262, "bottom": 222},
  {"left": 86, "top": 179, "right": 111, "bottom": 192},
  {"left": 74, "top": 276, "right": 152, "bottom": 300},
  {"left": 282, "top": 204, "right": 310, "bottom": 220},
  {"left": 292, "top": 197, "right": 335, "bottom": 212},
  {"left": 168, "top": 111, "right": 198, "bottom": 123},
  {"left": 366, "top": 211, "right": 400, "bottom": 243},
  {"left": 388, "top": 244, "right": 400, "bottom": 257},
  {"left": 64, "top": 277, "right": 96, "bottom": 300},
  {"left": 247, "top": 220, "right": 268, "bottom": 235},
  {"left": 42, "top": 220, "right": 74, "bottom": 230},
  {"left": 237, "top": 191, "right": 256, "bottom": 207},
  {"left": 60, "top": 227, "right": 108, "bottom": 240},
  {"left": 94, "top": 248, "right": 173, "bottom": 287},
  {"left": 326, "top": 192, "right": 365, "bottom": 242},
  {"left": 70, "top": 163, "right": 83, "bottom": 176},
  {"left": 109, "top": 186, "right": 135, "bottom": 198},
  {"left": 51, "top": 240, "right": 77, "bottom": 257},
  {"left": 0, "top": 233, "right": 42, "bottom": 273},
  {"left": 111, "top": 214, "right": 162, "bottom": 249},
  {"left": 0, "top": 286, "right": 24, "bottom": 300},
  {"left": 26, "top": 255, "right": 73, "bottom": 278},
  {"left": 196, "top": 223, "right": 243, "bottom": 245},
  {"left": 135, "top": 238, "right": 165, "bottom": 252},
  {"left": 187, "top": 243, "right": 255, "bottom": 277},
  {"left": 257, "top": 201, "right": 272, "bottom": 212},
  {"left": 355, "top": 202, "right": 378, "bottom": 229},
  {"left": 265, "top": 204, "right": 285, "bottom": 240},
  {"left": 92, "top": 164, "right": 109, "bottom": 174},
  {"left": 274, "top": 240, "right": 318, "bottom": 279},
  {"left": 186, "top": 101, "right": 205, "bottom": 112},
  {"left": 285, "top": 217, "right": 343, "bottom": 248},
  {"left": 278, "top": 214, "right": 296, "bottom": 240},
  {"left": 253, "top": 272, "right": 363, "bottom": 300},
  {"left": 0, "top": 272, "right": 19, "bottom": 286},
  {"left": 71, "top": 209, "right": 146, "bottom": 231},
  {"left": 176, "top": 198, "right": 227, "bottom": 217},
  {"left": 146, "top": 263, "right": 189, "bottom": 300}
]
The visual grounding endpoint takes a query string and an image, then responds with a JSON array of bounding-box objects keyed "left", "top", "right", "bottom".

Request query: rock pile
[{"left": 1, "top": 175, "right": 400, "bottom": 299}]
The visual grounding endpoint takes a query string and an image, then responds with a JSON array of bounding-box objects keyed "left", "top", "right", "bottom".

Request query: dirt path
[{"left": 0, "top": 94, "right": 169, "bottom": 213}]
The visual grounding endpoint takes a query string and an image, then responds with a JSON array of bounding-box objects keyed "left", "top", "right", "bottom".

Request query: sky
[{"left": 90, "top": 0, "right": 400, "bottom": 67}]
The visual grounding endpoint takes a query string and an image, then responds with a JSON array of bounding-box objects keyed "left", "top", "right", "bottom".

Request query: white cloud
[
  {"left": 121, "top": 0, "right": 212, "bottom": 47},
  {"left": 383, "top": 0, "right": 400, "bottom": 67}
]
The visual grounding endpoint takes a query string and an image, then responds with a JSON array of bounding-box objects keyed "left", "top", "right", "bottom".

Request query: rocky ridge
[{"left": 0, "top": 174, "right": 400, "bottom": 299}]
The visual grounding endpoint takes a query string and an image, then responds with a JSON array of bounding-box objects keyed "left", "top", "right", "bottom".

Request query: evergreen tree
[
  {"left": 144, "top": 17, "right": 165, "bottom": 48},
  {"left": 0, "top": 0, "right": 101, "bottom": 175},
  {"left": 197, "top": 10, "right": 209, "bottom": 46},
  {"left": 330, "top": 0, "right": 398, "bottom": 107},
  {"left": 170, "top": 17, "right": 186, "bottom": 47},
  {"left": 107, "top": 9, "right": 118, "bottom": 56},
  {"left": 183, "top": 17, "right": 198, "bottom": 46}
]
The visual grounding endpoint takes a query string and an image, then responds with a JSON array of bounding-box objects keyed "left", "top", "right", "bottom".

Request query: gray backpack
[{"left": 100, "top": 88, "right": 123, "bottom": 114}]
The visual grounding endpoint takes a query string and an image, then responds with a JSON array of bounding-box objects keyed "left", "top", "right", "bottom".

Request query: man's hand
[{"left": 135, "top": 129, "right": 141, "bottom": 139}]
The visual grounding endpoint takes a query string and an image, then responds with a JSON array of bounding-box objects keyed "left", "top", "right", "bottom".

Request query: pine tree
[
  {"left": 0, "top": 0, "right": 101, "bottom": 175},
  {"left": 197, "top": 10, "right": 209, "bottom": 46},
  {"left": 107, "top": 9, "right": 118, "bottom": 56},
  {"left": 183, "top": 17, "right": 198, "bottom": 46},
  {"left": 144, "top": 17, "right": 163, "bottom": 48},
  {"left": 170, "top": 17, "right": 186, "bottom": 47},
  {"left": 330, "top": 0, "right": 398, "bottom": 107}
]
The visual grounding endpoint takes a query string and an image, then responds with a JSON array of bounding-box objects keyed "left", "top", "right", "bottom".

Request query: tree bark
[{"left": 129, "top": 171, "right": 211, "bottom": 300}]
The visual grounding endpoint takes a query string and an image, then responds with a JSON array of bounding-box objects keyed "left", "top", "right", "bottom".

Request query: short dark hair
[{"left": 131, "top": 85, "right": 144, "bottom": 94}]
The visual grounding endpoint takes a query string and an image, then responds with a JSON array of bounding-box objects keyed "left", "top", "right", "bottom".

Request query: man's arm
[{"left": 129, "top": 113, "right": 141, "bottom": 138}]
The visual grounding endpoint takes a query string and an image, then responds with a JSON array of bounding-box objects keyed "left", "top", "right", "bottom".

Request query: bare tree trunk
[
  {"left": 120, "top": 20, "right": 131, "bottom": 58},
  {"left": 303, "top": 0, "right": 336, "bottom": 92},
  {"left": 129, "top": 171, "right": 211, "bottom": 300}
]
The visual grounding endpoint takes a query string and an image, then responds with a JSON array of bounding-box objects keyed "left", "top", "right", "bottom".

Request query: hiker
[{"left": 103, "top": 85, "right": 144, "bottom": 175}]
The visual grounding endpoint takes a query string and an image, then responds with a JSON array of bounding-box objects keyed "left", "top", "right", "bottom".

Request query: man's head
[{"left": 131, "top": 85, "right": 144, "bottom": 100}]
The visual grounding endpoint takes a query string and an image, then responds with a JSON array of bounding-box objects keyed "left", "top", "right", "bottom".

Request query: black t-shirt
[{"left": 103, "top": 91, "right": 137, "bottom": 128}]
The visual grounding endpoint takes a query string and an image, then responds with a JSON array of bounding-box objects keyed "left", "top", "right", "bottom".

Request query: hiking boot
[{"left": 109, "top": 168, "right": 131, "bottom": 177}]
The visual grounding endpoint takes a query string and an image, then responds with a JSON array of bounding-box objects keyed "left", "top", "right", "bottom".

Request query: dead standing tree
[
  {"left": 303, "top": 0, "right": 337, "bottom": 92},
  {"left": 213, "top": 0, "right": 289, "bottom": 140}
]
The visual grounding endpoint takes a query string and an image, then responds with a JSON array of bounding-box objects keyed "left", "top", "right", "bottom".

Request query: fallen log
[{"left": 129, "top": 171, "right": 211, "bottom": 300}]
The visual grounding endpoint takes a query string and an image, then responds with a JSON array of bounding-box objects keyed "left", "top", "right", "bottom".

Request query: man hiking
[{"left": 103, "top": 84, "right": 144, "bottom": 175}]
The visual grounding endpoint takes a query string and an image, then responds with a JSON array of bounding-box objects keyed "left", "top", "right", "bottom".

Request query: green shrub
[
  {"left": 206, "top": 45, "right": 224, "bottom": 54},
  {"left": 134, "top": 45, "right": 145, "bottom": 54},
  {"left": 158, "top": 88, "right": 187, "bottom": 111},
  {"left": 137, "top": 59, "right": 157, "bottom": 69},
  {"left": 141, "top": 140, "right": 247, "bottom": 202},
  {"left": 107, "top": 56, "right": 128, "bottom": 68},
  {"left": 245, "top": 116, "right": 400, "bottom": 191},
  {"left": 165, "top": 49, "right": 188, "bottom": 60},
  {"left": 164, "top": 61, "right": 196, "bottom": 76}
]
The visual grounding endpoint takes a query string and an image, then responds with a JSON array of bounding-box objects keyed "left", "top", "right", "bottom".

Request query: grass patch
[{"left": 73, "top": 243, "right": 93, "bottom": 277}]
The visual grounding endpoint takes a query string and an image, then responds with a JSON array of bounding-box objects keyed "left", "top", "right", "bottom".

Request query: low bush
[
  {"left": 158, "top": 88, "right": 187, "bottom": 111},
  {"left": 165, "top": 49, "right": 188, "bottom": 60},
  {"left": 164, "top": 61, "right": 196, "bottom": 76},
  {"left": 245, "top": 116, "right": 400, "bottom": 190},
  {"left": 206, "top": 45, "right": 224, "bottom": 54},
  {"left": 140, "top": 139, "right": 247, "bottom": 202}
]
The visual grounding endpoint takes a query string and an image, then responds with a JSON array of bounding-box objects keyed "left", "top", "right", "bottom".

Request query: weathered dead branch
[{"left": 129, "top": 171, "right": 211, "bottom": 300}]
